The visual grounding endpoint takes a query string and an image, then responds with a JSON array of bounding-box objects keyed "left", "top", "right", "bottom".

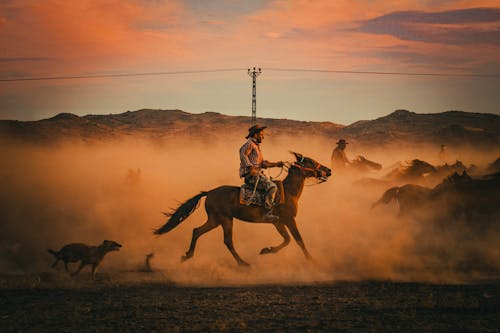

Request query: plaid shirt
[{"left": 239, "top": 138, "right": 263, "bottom": 177}]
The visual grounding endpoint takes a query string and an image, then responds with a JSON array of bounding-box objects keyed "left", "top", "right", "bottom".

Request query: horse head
[
  {"left": 410, "top": 159, "right": 437, "bottom": 173},
  {"left": 290, "top": 151, "right": 332, "bottom": 182}
]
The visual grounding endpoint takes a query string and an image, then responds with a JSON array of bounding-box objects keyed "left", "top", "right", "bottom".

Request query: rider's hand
[
  {"left": 249, "top": 166, "right": 259, "bottom": 176},
  {"left": 277, "top": 161, "right": 285, "bottom": 167}
]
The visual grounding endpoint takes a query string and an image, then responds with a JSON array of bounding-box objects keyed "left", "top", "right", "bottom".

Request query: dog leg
[
  {"left": 71, "top": 262, "right": 85, "bottom": 276},
  {"left": 91, "top": 263, "right": 99, "bottom": 277}
]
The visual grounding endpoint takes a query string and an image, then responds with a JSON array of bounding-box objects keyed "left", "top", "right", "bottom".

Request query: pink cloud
[
  {"left": 228, "top": 0, "right": 500, "bottom": 73},
  {"left": 1, "top": 0, "right": 499, "bottom": 79},
  {"left": 1, "top": 1, "right": 194, "bottom": 77}
]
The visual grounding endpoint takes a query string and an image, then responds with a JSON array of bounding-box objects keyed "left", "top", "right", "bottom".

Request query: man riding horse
[
  {"left": 239, "top": 125, "right": 284, "bottom": 221},
  {"left": 155, "top": 146, "right": 332, "bottom": 266},
  {"left": 331, "top": 139, "right": 351, "bottom": 170}
]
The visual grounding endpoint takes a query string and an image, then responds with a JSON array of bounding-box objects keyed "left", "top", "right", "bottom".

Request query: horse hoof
[
  {"left": 238, "top": 261, "right": 251, "bottom": 267},
  {"left": 181, "top": 254, "right": 192, "bottom": 262},
  {"left": 260, "top": 247, "right": 273, "bottom": 255}
]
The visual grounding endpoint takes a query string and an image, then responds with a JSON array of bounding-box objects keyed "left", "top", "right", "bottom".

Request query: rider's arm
[
  {"left": 239, "top": 142, "right": 253, "bottom": 167},
  {"left": 262, "top": 160, "right": 284, "bottom": 168}
]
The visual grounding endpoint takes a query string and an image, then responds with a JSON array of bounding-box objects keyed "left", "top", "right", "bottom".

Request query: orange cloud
[
  {"left": 2, "top": 0, "right": 499, "bottom": 78},
  {"left": 1, "top": 0, "right": 193, "bottom": 77},
  {"left": 229, "top": 0, "right": 500, "bottom": 73}
]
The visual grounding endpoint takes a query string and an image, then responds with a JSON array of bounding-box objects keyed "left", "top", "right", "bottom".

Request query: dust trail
[{"left": 0, "top": 135, "right": 498, "bottom": 284}]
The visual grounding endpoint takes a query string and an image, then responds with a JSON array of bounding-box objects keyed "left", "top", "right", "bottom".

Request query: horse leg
[
  {"left": 181, "top": 217, "right": 219, "bottom": 262},
  {"left": 286, "top": 219, "right": 312, "bottom": 260},
  {"left": 260, "top": 222, "right": 290, "bottom": 255},
  {"left": 221, "top": 218, "right": 250, "bottom": 267}
]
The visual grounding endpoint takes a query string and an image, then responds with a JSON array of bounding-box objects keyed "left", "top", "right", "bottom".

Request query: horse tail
[
  {"left": 372, "top": 186, "right": 400, "bottom": 208},
  {"left": 154, "top": 191, "right": 208, "bottom": 235},
  {"left": 47, "top": 249, "right": 58, "bottom": 258}
]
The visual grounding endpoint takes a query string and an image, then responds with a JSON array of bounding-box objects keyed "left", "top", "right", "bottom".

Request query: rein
[
  {"left": 269, "top": 164, "right": 287, "bottom": 180},
  {"left": 266, "top": 158, "right": 328, "bottom": 185},
  {"left": 292, "top": 161, "right": 328, "bottom": 185},
  {"left": 293, "top": 162, "right": 320, "bottom": 174},
  {"left": 304, "top": 178, "right": 327, "bottom": 186}
]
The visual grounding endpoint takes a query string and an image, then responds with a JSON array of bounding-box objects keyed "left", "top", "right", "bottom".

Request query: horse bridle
[{"left": 292, "top": 158, "right": 328, "bottom": 183}]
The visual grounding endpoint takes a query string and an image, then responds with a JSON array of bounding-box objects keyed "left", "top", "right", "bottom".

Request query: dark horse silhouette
[{"left": 154, "top": 152, "right": 331, "bottom": 266}]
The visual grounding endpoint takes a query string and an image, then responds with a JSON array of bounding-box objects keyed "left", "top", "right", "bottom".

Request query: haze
[{"left": 1, "top": 134, "right": 498, "bottom": 285}]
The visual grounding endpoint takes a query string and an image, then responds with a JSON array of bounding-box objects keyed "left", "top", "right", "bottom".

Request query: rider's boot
[
  {"left": 263, "top": 211, "right": 279, "bottom": 222},
  {"left": 262, "top": 186, "right": 279, "bottom": 222},
  {"left": 262, "top": 206, "right": 279, "bottom": 222}
]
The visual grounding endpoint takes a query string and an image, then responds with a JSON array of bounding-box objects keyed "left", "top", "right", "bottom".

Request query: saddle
[{"left": 239, "top": 180, "right": 285, "bottom": 206}]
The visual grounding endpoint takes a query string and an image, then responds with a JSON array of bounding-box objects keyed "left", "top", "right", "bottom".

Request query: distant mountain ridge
[
  {"left": 340, "top": 109, "right": 500, "bottom": 146},
  {"left": 0, "top": 109, "right": 499, "bottom": 147}
]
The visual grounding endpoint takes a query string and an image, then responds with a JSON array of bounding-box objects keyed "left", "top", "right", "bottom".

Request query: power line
[
  {"left": 265, "top": 67, "right": 500, "bottom": 78},
  {"left": 0, "top": 68, "right": 246, "bottom": 82},
  {"left": 1, "top": 67, "right": 499, "bottom": 82}
]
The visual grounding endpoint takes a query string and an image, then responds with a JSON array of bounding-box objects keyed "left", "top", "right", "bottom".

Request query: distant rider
[
  {"left": 331, "top": 139, "right": 351, "bottom": 170},
  {"left": 239, "top": 124, "right": 284, "bottom": 221}
]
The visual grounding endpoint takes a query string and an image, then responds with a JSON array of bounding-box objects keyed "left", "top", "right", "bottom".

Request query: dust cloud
[{"left": 0, "top": 134, "right": 499, "bottom": 285}]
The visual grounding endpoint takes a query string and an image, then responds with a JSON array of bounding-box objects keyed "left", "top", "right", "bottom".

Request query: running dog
[{"left": 48, "top": 240, "right": 122, "bottom": 277}]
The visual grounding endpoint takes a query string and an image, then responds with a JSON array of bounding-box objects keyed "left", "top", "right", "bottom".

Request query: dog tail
[
  {"left": 154, "top": 191, "right": 208, "bottom": 235},
  {"left": 47, "top": 249, "right": 58, "bottom": 258}
]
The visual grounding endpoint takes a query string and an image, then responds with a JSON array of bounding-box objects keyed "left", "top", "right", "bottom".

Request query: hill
[
  {"left": 0, "top": 109, "right": 499, "bottom": 147},
  {"left": 338, "top": 109, "right": 500, "bottom": 146},
  {"left": 0, "top": 109, "right": 344, "bottom": 144}
]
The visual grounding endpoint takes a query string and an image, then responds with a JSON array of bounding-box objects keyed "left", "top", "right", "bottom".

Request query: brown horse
[
  {"left": 154, "top": 152, "right": 331, "bottom": 266},
  {"left": 371, "top": 184, "right": 432, "bottom": 215}
]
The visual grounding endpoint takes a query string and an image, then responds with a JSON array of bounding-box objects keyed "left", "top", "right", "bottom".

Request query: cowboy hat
[
  {"left": 336, "top": 139, "right": 348, "bottom": 145},
  {"left": 245, "top": 124, "right": 267, "bottom": 139}
]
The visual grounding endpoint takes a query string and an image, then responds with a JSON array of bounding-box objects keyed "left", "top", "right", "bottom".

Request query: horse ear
[{"left": 289, "top": 151, "right": 303, "bottom": 161}]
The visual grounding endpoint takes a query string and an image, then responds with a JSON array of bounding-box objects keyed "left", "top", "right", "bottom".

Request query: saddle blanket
[{"left": 239, "top": 180, "right": 285, "bottom": 206}]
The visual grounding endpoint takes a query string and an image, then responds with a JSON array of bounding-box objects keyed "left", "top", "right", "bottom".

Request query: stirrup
[{"left": 262, "top": 211, "right": 279, "bottom": 222}]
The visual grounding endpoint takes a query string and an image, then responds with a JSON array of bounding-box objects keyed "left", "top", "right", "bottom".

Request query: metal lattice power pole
[{"left": 247, "top": 67, "right": 262, "bottom": 125}]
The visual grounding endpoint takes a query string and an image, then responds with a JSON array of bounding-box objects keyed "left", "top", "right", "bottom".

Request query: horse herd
[{"left": 372, "top": 170, "right": 500, "bottom": 220}]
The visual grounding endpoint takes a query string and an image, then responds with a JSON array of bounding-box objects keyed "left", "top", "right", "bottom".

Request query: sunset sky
[{"left": 1, "top": 0, "right": 500, "bottom": 124}]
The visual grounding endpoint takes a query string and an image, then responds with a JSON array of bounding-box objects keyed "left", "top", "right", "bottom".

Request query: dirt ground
[{"left": 0, "top": 272, "right": 499, "bottom": 332}]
